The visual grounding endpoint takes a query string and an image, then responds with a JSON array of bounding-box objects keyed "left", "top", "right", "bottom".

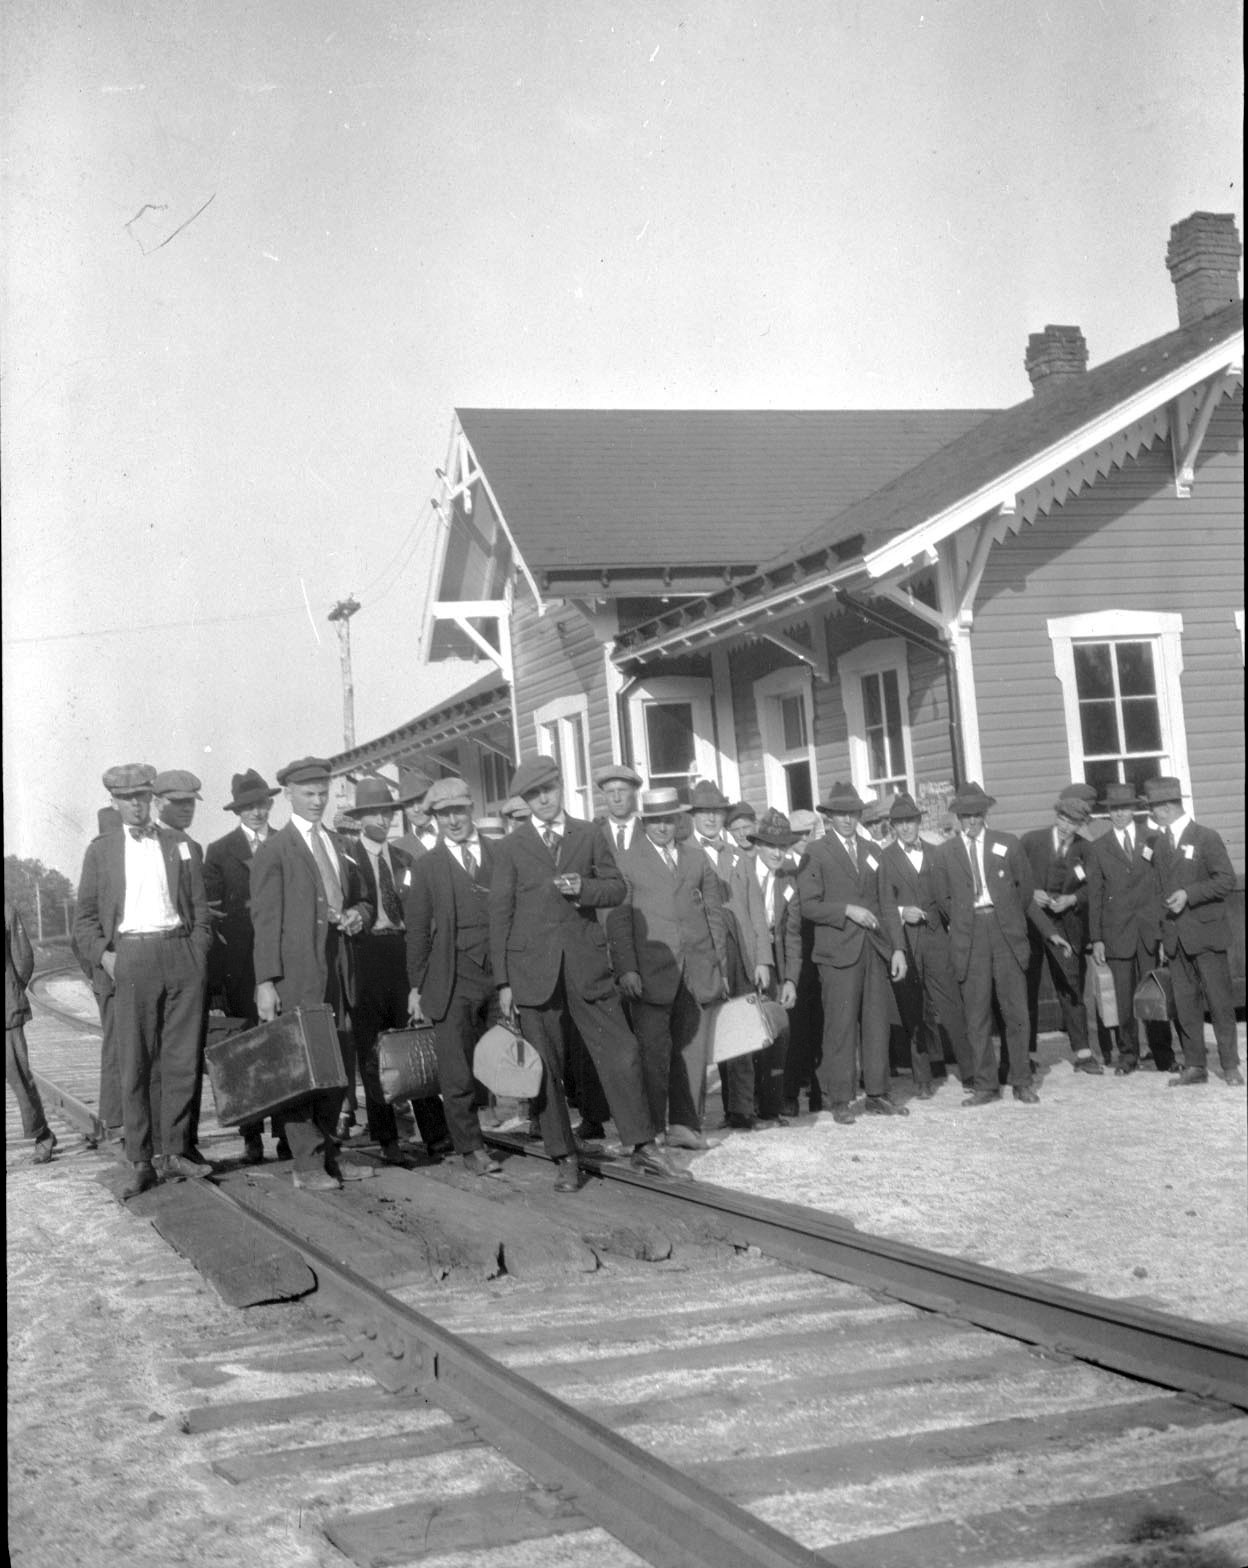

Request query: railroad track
[{"left": 22, "top": 969, "right": 1248, "bottom": 1567}]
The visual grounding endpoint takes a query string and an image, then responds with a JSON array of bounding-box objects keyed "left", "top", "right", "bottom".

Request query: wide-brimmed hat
[
  {"left": 510, "top": 755, "right": 561, "bottom": 798},
  {"left": 276, "top": 756, "right": 332, "bottom": 786},
  {"left": 152, "top": 769, "right": 202, "bottom": 800},
  {"left": 950, "top": 782, "right": 996, "bottom": 815},
  {"left": 748, "top": 807, "right": 802, "bottom": 849},
  {"left": 1102, "top": 782, "right": 1141, "bottom": 809},
  {"left": 102, "top": 763, "right": 156, "bottom": 797},
  {"left": 1054, "top": 794, "right": 1092, "bottom": 823},
  {"left": 817, "top": 781, "right": 867, "bottom": 815},
  {"left": 688, "top": 780, "right": 731, "bottom": 811},
  {"left": 889, "top": 792, "right": 922, "bottom": 822},
  {"left": 725, "top": 801, "right": 757, "bottom": 826},
  {"left": 424, "top": 777, "right": 474, "bottom": 813},
  {"left": 1143, "top": 775, "right": 1184, "bottom": 806},
  {"left": 395, "top": 769, "right": 433, "bottom": 809},
  {"left": 595, "top": 762, "right": 643, "bottom": 789},
  {"left": 225, "top": 769, "right": 280, "bottom": 812},
  {"left": 332, "top": 811, "right": 361, "bottom": 834},
  {"left": 638, "top": 786, "right": 689, "bottom": 818},
  {"left": 342, "top": 778, "right": 401, "bottom": 816}
]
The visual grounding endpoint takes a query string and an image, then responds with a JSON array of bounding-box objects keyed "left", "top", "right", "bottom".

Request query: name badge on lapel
[
  {"left": 865, "top": 853, "right": 878, "bottom": 872},
  {"left": 178, "top": 841, "right": 192, "bottom": 862},
  {"left": 402, "top": 869, "right": 412, "bottom": 889},
  {"left": 1142, "top": 845, "right": 1154, "bottom": 862},
  {"left": 1074, "top": 864, "right": 1086, "bottom": 882},
  {"left": 991, "top": 842, "right": 1008, "bottom": 858},
  {"left": 1182, "top": 844, "right": 1194, "bottom": 861}
]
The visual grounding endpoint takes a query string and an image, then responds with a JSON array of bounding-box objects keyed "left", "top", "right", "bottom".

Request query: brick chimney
[
  {"left": 1166, "top": 212, "right": 1241, "bottom": 327},
  {"left": 1024, "top": 324, "right": 1088, "bottom": 396}
]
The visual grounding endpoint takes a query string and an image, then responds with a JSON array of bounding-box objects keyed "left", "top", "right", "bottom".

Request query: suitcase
[
  {"left": 204, "top": 1003, "right": 346, "bottom": 1126},
  {"left": 473, "top": 1022, "right": 544, "bottom": 1098},
  {"left": 1133, "top": 967, "right": 1175, "bottom": 1023},
  {"left": 377, "top": 1025, "right": 441, "bottom": 1103},
  {"left": 704, "top": 993, "right": 786, "bottom": 1065}
]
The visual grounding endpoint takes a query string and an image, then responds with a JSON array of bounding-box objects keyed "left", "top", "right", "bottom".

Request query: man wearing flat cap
[
  {"left": 1085, "top": 782, "right": 1173, "bottom": 1075},
  {"left": 1144, "top": 777, "right": 1241, "bottom": 1087},
  {"left": 725, "top": 803, "right": 758, "bottom": 854},
  {"left": 251, "top": 756, "right": 375, "bottom": 1189},
  {"left": 153, "top": 770, "right": 212, "bottom": 1154},
  {"left": 488, "top": 754, "right": 690, "bottom": 1190},
  {"left": 797, "top": 782, "right": 909, "bottom": 1123},
  {"left": 76, "top": 804, "right": 125, "bottom": 1141},
  {"left": 204, "top": 770, "right": 282, "bottom": 1163},
  {"left": 931, "top": 783, "right": 1070, "bottom": 1106},
  {"left": 1021, "top": 794, "right": 1102, "bottom": 1076},
  {"left": 595, "top": 763, "right": 644, "bottom": 855},
  {"left": 74, "top": 764, "right": 213, "bottom": 1197}
]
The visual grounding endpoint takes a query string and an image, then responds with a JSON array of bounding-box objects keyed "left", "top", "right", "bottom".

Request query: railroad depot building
[{"left": 330, "top": 211, "right": 1244, "bottom": 983}]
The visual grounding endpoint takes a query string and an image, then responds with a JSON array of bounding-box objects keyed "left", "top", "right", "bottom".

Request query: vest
[{"left": 449, "top": 855, "right": 491, "bottom": 975}]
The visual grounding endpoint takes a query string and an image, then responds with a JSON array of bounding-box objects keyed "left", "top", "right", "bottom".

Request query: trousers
[
  {"left": 959, "top": 911, "right": 1031, "bottom": 1091},
  {"left": 113, "top": 932, "right": 205, "bottom": 1166}
]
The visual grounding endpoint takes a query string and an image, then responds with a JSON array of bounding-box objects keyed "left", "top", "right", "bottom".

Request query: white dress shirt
[{"left": 118, "top": 832, "right": 181, "bottom": 933}]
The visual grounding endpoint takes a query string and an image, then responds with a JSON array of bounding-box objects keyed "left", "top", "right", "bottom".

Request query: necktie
[
  {"left": 1166, "top": 826, "right": 1177, "bottom": 851},
  {"left": 543, "top": 826, "right": 560, "bottom": 859},
  {"left": 310, "top": 827, "right": 344, "bottom": 918},
  {"left": 663, "top": 845, "right": 677, "bottom": 872},
  {"left": 1121, "top": 830, "right": 1133, "bottom": 857},
  {"left": 764, "top": 872, "right": 775, "bottom": 927},
  {"left": 967, "top": 836, "right": 984, "bottom": 899},
  {"left": 842, "top": 834, "right": 858, "bottom": 871},
  {"left": 462, "top": 846, "right": 477, "bottom": 881},
  {"left": 377, "top": 853, "right": 404, "bottom": 927},
  {"left": 616, "top": 825, "right": 627, "bottom": 852}
]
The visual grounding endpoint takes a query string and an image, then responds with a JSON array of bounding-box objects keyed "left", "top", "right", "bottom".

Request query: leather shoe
[
  {"left": 379, "top": 1141, "right": 414, "bottom": 1167},
  {"left": 241, "top": 1135, "right": 265, "bottom": 1165},
  {"left": 863, "top": 1096, "right": 909, "bottom": 1117},
  {"left": 574, "top": 1120, "right": 606, "bottom": 1141},
  {"left": 1012, "top": 1084, "right": 1040, "bottom": 1104},
  {"left": 781, "top": 1098, "right": 799, "bottom": 1118},
  {"left": 916, "top": 1083, "right": 937, "bottom": 1100},
  {"left": 32, "top": 1134, "right": 57, "bottom": 1164},
  {"left": 292, "top": 1168, "right": 342, "bottom": 1191},
  {"left": 425, "top": 1135, "right": 454, "bottom": 1158},
  {"left": 123, "top": 1162, "right": 158, "bottom": 1200},
  {"left": 275, "top": 1139, "right": 293, "bottom": 1161},
  {"left": 721, "top": 1112, "right": 756, "bottom": 1131},
  {"left": 753, "top": 1116, "right": 790, "bottom": 1130},
  {"left": 961, "top": 1090, "right": 1000, "bottom": 1108},
  {"left": 1225, "top": 1068, "right": 1245, "bottom": 1087},
  {"left": 1168, "top": 1067, "right": 1209, "bottom": 1087},
  {"left": 463, "top": 1149, "right": 503, "bottom": 1176},
  {"left": 664, "top": 1124, "right": 711, "bottom": 1149},
  {"left": 1072, "top": 1056, "right": 1104, "bottom": 1075},
  {"left": 830, "top": 1103, "right": 857, "bottom": 1125},
  {"left": 552, "top": 1158, "right": 582, "bottom": 1193},
  {"left": 164, "top": 1152, "right": 212, "bottom": 1179},
  {"left": 630, "top": 1143, "right": 694, "bottom": 1181},
  {"left": 1114, "top": 1057, "right": 1139, "bottom": 1076}
]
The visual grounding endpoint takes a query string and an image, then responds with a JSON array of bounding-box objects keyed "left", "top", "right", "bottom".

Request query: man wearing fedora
[
  {"left": 606, "top": 786, "right": 728, "bottom": 1147},
  {"left": 1021, "top": 794, "right": 1103, "bottom": 1075},
  {"left": 75, "top": 764, "right": 214, "bottom": 1197},
  {"left": 488, "top": 754, "right": 689, "bottom": 1190},
  {"left": 878, "top": 792, "right": 971, "bottom": 1097},
  {"left": 745, "top": 808, "right": 806, "bottom": 1123},
  {"left": 1085, "top": 782, "right": 1174, "bottom": 1075},
  {"left": 394, "top": 775, "right": 437, "bottom": 861},
  {"left": 251, "top": 756, "right": 374, "bottom": 1189},
  {"left": 931, "top": 783, "right": 1071, "bottom": 1105},
  {"left": 797, "top": 782, "right": 909, "bottom": 1123},
  {"left": 404, "top": 777, "right": 503, "bottom": 1176},
  {"left": 204, "top": 769, "right": 283, "bottom": 1163},
  {"left": 343, "top": 778, "right": 450, "bottom": 1163},
  {"left": 1144, "top": 777, "right": 1241, "bottom": 1087}
]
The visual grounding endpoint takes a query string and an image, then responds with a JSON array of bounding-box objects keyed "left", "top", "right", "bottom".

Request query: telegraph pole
[{"left": 327, "top": 597, "right": 361, "bottom": 750}]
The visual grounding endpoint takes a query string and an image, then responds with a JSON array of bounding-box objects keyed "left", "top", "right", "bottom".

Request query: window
[
  {"left": 754, "top": 667, "right": 818, "bottom": 812},
  {"left": 533, "top": 694, "right": 592, "bottom": 818},
  {"left": 627, "top": 678, "right": 720, "bottom": 799},
  {"left": 478, "top": 749, "right": 511, "bottom": 810},
  {"left": 837, "top": 640, "right": 915, "bottom": 799},
  {"left": 1047, "top": 611, "right": 1191, "bottom": 800}
]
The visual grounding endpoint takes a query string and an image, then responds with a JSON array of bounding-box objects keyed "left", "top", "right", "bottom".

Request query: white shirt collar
[{"left": 1168, "top": 811, "right": 1191, "bottom": 840}]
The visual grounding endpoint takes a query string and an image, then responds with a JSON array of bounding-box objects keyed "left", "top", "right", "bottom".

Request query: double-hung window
[
  {"left": 533, "top": 694, "right": 592, "bottom": 819},
  {"left": 837, "top": 639, "right": 915, "bottom": 799}
]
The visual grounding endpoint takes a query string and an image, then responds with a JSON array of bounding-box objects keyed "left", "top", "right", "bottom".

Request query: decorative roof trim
[{"left": 328, "top": 678, "right": 510, "bottom": 776}]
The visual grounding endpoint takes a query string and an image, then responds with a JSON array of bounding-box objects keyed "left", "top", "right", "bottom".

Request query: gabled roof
[
  {"left": 455, "top": 408, "right": 993, "bottom": 579},
  {"left": 328, "top": 671, "right": 510, "bottom": 777}
]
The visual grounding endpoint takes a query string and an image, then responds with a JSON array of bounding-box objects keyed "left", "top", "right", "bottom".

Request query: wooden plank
[
  {"left": 179, "top": 1346, "right": 352, "bottom": 1387},
  {"left": 820, "top": 1478, "right": 1248, "bottom": 1568},
  {"left": 183, "top": 1383, "right": 420, "bottom": 1434},
  {"left": 212, "top": 1418, "right": 480, "bottom": 1484},
  {"left": 325, "top": 1488, "right": 588, "bottom": 1565}
]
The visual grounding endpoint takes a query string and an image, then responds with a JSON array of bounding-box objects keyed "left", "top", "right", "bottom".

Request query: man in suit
[
  {"left": 394, "top": 774, "right": 437, "bottom": 861},
  {"left": 74, "top": 763, "right": 213, "bottom": 1197},
  {"left": 406, "top": 777, "right": 503, "bottom": 1176},
  {"left": 81, "top": 805, "right": 125, "bottom": 1142},
  {"left": 1144, "top": 776, "right": 1241, "bottom": 1087},
  {"left": 725, "top": 802, "right": 758, "bottom": 853},
  {"left": 1086, "top": 782, "right": 1174, "bottom": 1075},
  {"left": 606, "top": 786, "right": 728, "bottom": 1148},
  {"left": 931, "top": 783, "right": 1070, "bottom": 1106},
  {"left": 488, "top": 754, "right": 689, "bottom": 1190},
  {"left": 745, "top": 808, "right": 805, "bottom": 1123},
  {"left": 252, "top": 756, "right": 375, "bottom": 1189},
  {"left": 797, "top": 782, "right": 908, "bottom": 1124},
  {"left": 6, "top": 901, "right": 56, "bottom": 1163},
  {"left": 1022, "top": 794, "right": 1102, "bottom": 1075},
  {"left": 877, "top": 792, "right": 971, "bottom": 1097},
  {"left": 203, "top": 769, "right": 281, "bottom": 1163}
]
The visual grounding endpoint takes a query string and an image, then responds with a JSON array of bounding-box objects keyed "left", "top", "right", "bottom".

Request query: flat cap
[
  {"left": 788, "top": 809, "right": 820, "bottom": 835},
  {"left": 152, "top": 769, "right": 203, "bottom": 799},
  {"left": 595, "top": 762, "right": 643, "bottom": 789},
  {"left": 1143, "top": 775, "right": 1185, "bottom": 806},
  {"left": 424, "top": 776, "right": 474, "bottom": 812},
  {"left": 1059, "top": 782, "right": 1099, "bottom": 804},
  {"left": 102, "top": 763, "right": 156, "bottom": 796},
  {"left": 476, "top": 815, "right": 507, "bottom": 838},
  {"left": 342, "top": 778, "right": 400, "bottom": 815},
  {"left": 1055, "top": 794, "right": 1092, "bottom": 822},
  {"left": 276, "top": 756, "right": 332, "bottom": 786},
  {"left": 817, "top": 781, "right": 867, "bottom": 815},
  {"left": 689, "top": 780, "right": 731, "bottom": 810},
  {"left": 725, "top": 801, "right": 757, "bottom": 825},
  {"left": 510, "top": 754, "right": 560, "bottom": 798}
]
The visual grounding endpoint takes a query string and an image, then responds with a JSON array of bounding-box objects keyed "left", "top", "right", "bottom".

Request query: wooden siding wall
[
  {"left": 510, "top": 588, "right": 614, "bottom": 785},
  {"left": 972, "top": 390, "right": 1244, "bottom": 867}
]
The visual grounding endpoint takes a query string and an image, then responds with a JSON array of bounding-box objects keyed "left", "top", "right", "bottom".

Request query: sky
[{"left": 2, "top": 0, "right": 1242, "bottom": 881}]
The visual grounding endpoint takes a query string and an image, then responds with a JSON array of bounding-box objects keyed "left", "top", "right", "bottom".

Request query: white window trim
[
  {"left": 533, "top": 693, "right": 592, "bottom": 819},
  {"left": 1235, "top": 609, "right": 1244, "bottom": 663},
  {"left": 626, "top": 676, "right": 721, "bottom": 791},
  {"left": 753, "top": 665, "right": 818, "bottom": 811},
  {"left": 1046, "top": 609, "right": 1191, "bottom": 801},
  {"left": 836, "top": 638, "right": 916, "bottom": 799}
]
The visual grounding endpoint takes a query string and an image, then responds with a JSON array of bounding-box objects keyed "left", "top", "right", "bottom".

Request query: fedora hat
[
  {"left": 748, "top": 807, "right": 802, "bottom": 848},
  {"left": 1143, "top": 775, "right": 1184, "bottom": 806},
  {"left": 638, "top": 786, "right": 689, "bottom": 818},
  {"left": 950, "top": 782, "right": 996, "bottom": 815},
  {"left": 788, "top": 808, "right": 820, "bottom": 836},
  {"left": 817, "top": 781, "right": 867, "bottom": 815},
  {"left": 342, "top": 778, "right": 402, "bottom": 815},
  {"left": 1102, "top": 782, "right": 1141, "bottom": 809},
  {"left": 688, "top": 780, "right": 731, "bottom": 811},
  {"left": 225, "top": 769, "right": 280, "bottom": 812},
  {"left": 888, "top": 792, "right": 922, "bottom": 822}
]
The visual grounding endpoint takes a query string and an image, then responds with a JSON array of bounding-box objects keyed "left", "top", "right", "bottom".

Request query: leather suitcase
[
  {"left": 704, "top": 993, "right": 781, "bottom": 1065},
  {"left": 204, "top": 1003, "right": 346, "bottom": 1126},
  {"left": 377, "top": 1026, "right": 441, "bottom": 1103}
]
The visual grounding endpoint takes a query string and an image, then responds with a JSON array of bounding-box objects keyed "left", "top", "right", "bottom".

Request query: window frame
[
  {"left": 753, "top": 665, "right": 819, "bottom": 813},
  {"left": 836, "top": 639, "right": 916, "bottom": 799},
  {"left": 625, "top": 676, "right": 720, "bottom": 795},
  {"left": 532, "top": 693, "right": 593, "bottom": 819}
]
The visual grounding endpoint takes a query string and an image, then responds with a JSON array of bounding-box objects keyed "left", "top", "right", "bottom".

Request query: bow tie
[{"left": 128, "top": 824, "right": 159, "bottom": 841}]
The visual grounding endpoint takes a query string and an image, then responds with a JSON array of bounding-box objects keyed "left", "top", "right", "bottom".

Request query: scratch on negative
[
  {"left": 125, "top": 192, "right": 217, "bottom": 255},
  {"left": 299, "top": 578, "right": 322, "bottom": 645}
]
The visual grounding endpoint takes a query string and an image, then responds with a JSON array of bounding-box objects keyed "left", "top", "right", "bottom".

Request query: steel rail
[{"left": 484, "top": 1131, "right": 1248, "bottom": 1411}]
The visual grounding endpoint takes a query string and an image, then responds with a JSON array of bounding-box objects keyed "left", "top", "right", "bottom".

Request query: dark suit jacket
[
  {"left": 1153, "top": 820, "right": 1235, "bottom": 956},
  {"left": 1085, "top": 828, "right": 1160, "bottom": 958},
  {"left": 74, "top": 826, "right": 212, "bottom": 972},
  {"left": 488, "top": 815, "right": 627, "bottom": 1008},
  {"left": 5, "top": 902, "right": 34, "bottom": 1029},
  {"left": 347, "top": 839, "right": 417, "bottom": 931},
  {"left": 1020, "top": 828, "right": 1091, "bottom": 949},
  {"left": 203, "top": 825, "right": 268, "bottom": 1011},
  {"left": 796, "top": 833, "right": 899, "bottom": 969},
  {"left": 878, "top": 839, "right": 946, "bottom": 939},
  {"left": 606, "top": 834, "right": 727, "bottom": 1006},
  {"left": 765, "top": 867, "right": 804, "bottom": 985},
  {"left": 250, "top": 821, "right": 372, "bottom": 1013},
  {"left": 931, "top": 829, "right": 1056, "bottom": 981},
  {"left": 692, "top": 835, "right": 771, "bottom": 975},
  {"left": 404, "top": 838, "right": 496, "bottom": 1020}
]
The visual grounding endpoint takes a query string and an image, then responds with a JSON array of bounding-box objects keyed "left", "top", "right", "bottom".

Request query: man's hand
[
  {"left": 890, "top": 949, "right": 908, "bottom": 982},
  {"left": 256, "top": 981, "right": 280, "bottom": 1022},
  {"left": 619, "top": 970, "right": 643, "bottom": 999},
  {"left": 1049, "top": 934, "right": 1073, "bottom": 958},
  {"left": 498, "top": 985, "right": 516, "bottom": 1022},
  {"left": 753, "top": 963, "right": 772, "bottom": 992},
  {"left": 408, "top": 987, "right": 426, "bottom": 1023},
  {"left": 1091, "top": 941, "right": 1107, "bottom": 966},
  {"left": 1165, "top": 889, "right": 1189, "bottom": 915},
  {"left": 339, "top": 905, "right": 365, "bottom": 937},
  {"left": 846, "top": 904, "right": 879, "bottom": 930},
  {"left": 1033, "top": 889, "right": 1052, "bottom": 909},
  {"left": 901, "top": 905, "right": 925, "bottom": 925},
  {"left": 1049, "top": 893, "right": 1077, "bottom": 915},
  {"left": 555, "top": 872, "right": 582, "bottom": 899},
  {"left": 101, "top": 951, "right": 116, "bottom": 980},
  {"left": 779, "top": 980, "right": 797, "bottom": 1009}
]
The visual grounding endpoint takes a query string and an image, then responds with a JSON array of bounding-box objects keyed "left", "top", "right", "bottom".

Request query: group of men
[{"left": 64, "top": 750, "right": 1241, "bottom": 1198}]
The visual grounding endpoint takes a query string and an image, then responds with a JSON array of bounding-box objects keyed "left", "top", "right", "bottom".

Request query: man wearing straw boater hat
[
  {"left": 1085, "top": 781, "right": 1175, "bottom": 1075},
  {"left": 605, "top": 785, "right": 728, "bottom": 1149},
  {"left": 931, "top": 782, "right": 1071, "bottom": 1106},
  {"left": 488, "top": 754, "right": 690, "bottom": 1191},
  {"left": 1143, "top": 776, "right": 1241, "bottom": 1087},
  {"left": 797, "top": 782, "right": 909, "bottom": 1124},
  {"left": 204, "top": 769, "right": 283, "bottom": 1164}
]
